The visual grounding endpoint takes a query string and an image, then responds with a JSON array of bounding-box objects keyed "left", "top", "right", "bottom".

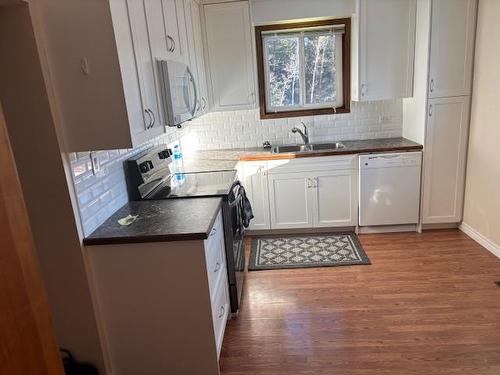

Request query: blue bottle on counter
[{"left": 171, "top": 144, "right": 185, "bottom": 186}]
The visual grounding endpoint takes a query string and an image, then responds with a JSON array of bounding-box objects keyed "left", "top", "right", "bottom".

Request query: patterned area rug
[{"left": 249, "top": 233, "right": 370, "bottom": 271}]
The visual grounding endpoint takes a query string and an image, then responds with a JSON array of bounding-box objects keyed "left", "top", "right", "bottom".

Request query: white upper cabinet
[
  {"left": 183, "top": 0, "right": 209, "bottom": 115},
  {"left": 128, "top": 0, "right": 164, "bottom": 132},
  {"left": 428, "top": 0, "right": 477, "bottom": 98},
  {"left": 422, "top": 96, "right": 470, "bottom": 224},
  {"left": 352, "top": 0, "right": 417, "bottom": 101},
  {"left": 161, "top": 0, "right": 185, "bottom": 61},
  {"left": 203, "top": 1, "right": 256, "bottom": 111}
]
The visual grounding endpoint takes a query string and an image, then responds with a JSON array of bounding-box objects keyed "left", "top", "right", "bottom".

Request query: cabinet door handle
[
  {"left": 313, "top": 177, "right": 318, "bottom": 188},
  {"left": 307, "top": 178, "right": 312, "bottom": 188},
  {"left": 214, "top": 262, "right": 221, "bottom": 273},
  {"left": 149, "top": 110, "right": 156, "bottom": 128},
  {"left": 167, "top": 35, "right": 176, "bottom": 52},
  {"left": 429, "top": 78, "right": 435, "bottom": 93},
  {"left": 145, "top": 109, "right": 153, "bottom": 129},
  {"left": 218, "top": 305, "right": 225, "bottom": 318},
  {"left": 210, "top": 227, "right": 217, "bottom": 237},
  {"left": 361, "top": 83, "right": 366, "bottom": 97},
  {"left": 201, "top": 97, "right": 207, "bottom": 110},
  {"left": 429, "top": 104, "right": 433, "bottom": 117}
]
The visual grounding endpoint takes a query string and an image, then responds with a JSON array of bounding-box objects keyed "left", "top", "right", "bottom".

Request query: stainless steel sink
[{"left": 271, "top": 142, "right": 345, "bottom": 154}]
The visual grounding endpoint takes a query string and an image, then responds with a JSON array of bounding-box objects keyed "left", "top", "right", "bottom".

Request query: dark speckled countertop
[{"left": 83, "top": 198, "right": 222, "bottom": 246}]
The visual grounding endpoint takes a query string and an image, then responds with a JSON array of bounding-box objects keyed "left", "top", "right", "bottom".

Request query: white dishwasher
[{"left": 359, "top": 152, "right": 422, "bottom": 226}]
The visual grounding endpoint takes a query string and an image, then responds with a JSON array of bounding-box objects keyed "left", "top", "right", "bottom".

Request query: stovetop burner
[{"left": 146, "top": 170, "right": 238, "bottom": 199}]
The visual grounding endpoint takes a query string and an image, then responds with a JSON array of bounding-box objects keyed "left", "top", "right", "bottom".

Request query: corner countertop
[
  {"left": 83, "top": 198, "right": 222, "bottom": 246},
  {"left": 182, "top": 137, "right": 422, "bottom": 166}
]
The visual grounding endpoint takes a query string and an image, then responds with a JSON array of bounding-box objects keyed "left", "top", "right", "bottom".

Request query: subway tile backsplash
[{"left": 70, "top": 100, "right": 402, "bottom": 237}]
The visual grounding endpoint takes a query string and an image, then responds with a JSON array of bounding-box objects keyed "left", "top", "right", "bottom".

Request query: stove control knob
[
  {"left": 158, "top": 149, "right": 172, "bottom": 159},
  {"left": 139, "top": 161, "right": 153, "bottom": 173}
]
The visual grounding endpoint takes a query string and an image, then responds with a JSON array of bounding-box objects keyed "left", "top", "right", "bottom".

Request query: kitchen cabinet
[
  {"left": 184, "top": 0, "right": 210, "bottom": 115},
  {"left": 312, "top": 169, "right": 357, "bottom": 227},
  {"left": 127, "top": 0, "right": 164, "bottom": 132},
  {"left": 162, "top": 0, "right": 186, "bottom": 62},
  {"left": 34, "top": 0, "right": 209, "bottom": 152},
  {"left": 402, "top": 0, "right": 477, "bottom": 225},
  {"left": 266, "top": 156, "right": 358, "bottom": 230},
  {"left": 86, "top": 209, "right": 228, "bottom": 375},
  {"left": 422, "top": 96, "right": 470, "bottom": 224},
  {"left": 428, "top": 0, "right": 477, "bottom": 98},
  {"left": 352, "top": 0, "right": 417, "bottom": 101},
  {"left": 240, "top": 162, "right": 271, "bottom": 230},
  {"left": 268, "top": 173, "right": 313, "bottom": 229},
  {"left": 203, "top": 1, "right": 256, "bottom": 111}
]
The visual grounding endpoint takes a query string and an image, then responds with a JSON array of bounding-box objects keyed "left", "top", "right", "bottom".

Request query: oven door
[{"left": 226, "top": 185, "right": 245, "bottom": 314}]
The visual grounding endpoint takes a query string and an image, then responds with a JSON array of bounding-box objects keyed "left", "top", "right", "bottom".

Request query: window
[{"left": 255, "top": 18, "right": 351, "bottom": 119}]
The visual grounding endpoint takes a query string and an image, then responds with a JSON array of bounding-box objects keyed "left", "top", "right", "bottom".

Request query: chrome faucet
[{"left": 291, "top": 122, "right": 309, "bottom": 144}]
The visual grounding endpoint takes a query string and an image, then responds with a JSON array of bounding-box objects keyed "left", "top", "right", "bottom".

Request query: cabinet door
[
  {"left": 428, "top": 0, "right": 477, "bottom": 98},
  {"left": 183, "top": 0, "right": 209, "bottom": 115},
  {"left": 355, "top": 0, "right": 416, "bottom": 101},
  {"left": 312, "top": 170, "right": 357, "bottom": 227},
  {"left": 126, "top": 0, "right": 164, "bottom": 140},
  {"left": 204, "top": 2, "right": 256, "bottom": 111},
  {"left": 242, "top": 163, "right": 270, "bottom": 230},
  {"left": 422, "top": 96, "right": 470, "bottom": 224},
  {"left": 268, "top": 173, "right": 313, "bottom": 229},
  {"left": 162, "top": 0, "right": 184, "bottom": 61}
]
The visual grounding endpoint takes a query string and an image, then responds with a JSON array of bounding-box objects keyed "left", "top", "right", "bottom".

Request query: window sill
[{"left": 259, "top": 104, "right": 350, "bottom": 120}]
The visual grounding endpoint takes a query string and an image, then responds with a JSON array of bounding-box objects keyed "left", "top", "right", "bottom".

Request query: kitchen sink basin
[{"left": 271, "top": 142, "right": 345, "bottom": 154}]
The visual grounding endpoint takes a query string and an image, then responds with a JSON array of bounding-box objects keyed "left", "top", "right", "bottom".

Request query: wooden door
[
  {"left": 428, "top": 0, "right": 477, "bottom": 98},
  {"left": 0, "top": 103, "right": 64, "bottom": 375},
  {"left": 423, "top": 96, "right": 470, "bottom": 224}
]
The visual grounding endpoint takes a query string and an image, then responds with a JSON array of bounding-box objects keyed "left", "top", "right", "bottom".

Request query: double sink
[{"left": 271, "top": 142, "right": 346, "bottom": 154}]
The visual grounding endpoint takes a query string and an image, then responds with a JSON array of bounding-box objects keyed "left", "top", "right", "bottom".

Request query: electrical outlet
[{"left": 90, "top": 152, "right": 100, "bottom": 174}]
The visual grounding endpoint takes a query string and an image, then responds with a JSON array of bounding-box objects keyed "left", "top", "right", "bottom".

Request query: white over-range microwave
[{"left": 158, "top": 60, "right": 198, "bottom": 128}]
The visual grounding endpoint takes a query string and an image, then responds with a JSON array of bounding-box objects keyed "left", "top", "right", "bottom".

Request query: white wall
[
  {"left": 250, "top": 0, "right": 354, "bottom": 24},
  {"left": 462, "top": 0, "right": 500, "bottom": 250}
]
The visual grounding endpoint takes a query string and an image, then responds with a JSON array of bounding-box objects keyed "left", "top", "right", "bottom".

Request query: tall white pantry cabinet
[{"left": 403, "top": 0, "right": 478, "bottom": 225}]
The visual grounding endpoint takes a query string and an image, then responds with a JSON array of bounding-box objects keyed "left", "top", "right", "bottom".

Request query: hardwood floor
[{"left": 220, "top": 230, "right": 500, "bottom": 375}]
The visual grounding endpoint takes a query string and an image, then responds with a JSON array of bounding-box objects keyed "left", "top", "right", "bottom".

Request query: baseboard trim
[
  {"left": 247, "top": 227, "right": 356, "bottom": 236},
  {"left": 422, "top": 223, "right": 459, "bottom": 230},
  {"left": 357, "top": 224, "right": 417, "bottom": 234},
  {"left": 459, "top": 222, "right": 500, "bottom": 260}
]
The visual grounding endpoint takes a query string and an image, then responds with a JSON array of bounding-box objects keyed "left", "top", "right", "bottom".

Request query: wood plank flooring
[{"left": 220, "top": 230, "right": 500, "bottom": 375}]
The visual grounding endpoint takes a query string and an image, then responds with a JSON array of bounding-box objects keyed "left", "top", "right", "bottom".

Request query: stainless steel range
[{"left": 124, "top": 146, "right": 249, "bottom": 315}]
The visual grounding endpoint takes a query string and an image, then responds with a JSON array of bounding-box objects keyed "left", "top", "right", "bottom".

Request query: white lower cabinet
[
  {"left": 240, "top": 162, "right": 271, "bottom": 230},
  {"left": 422, "top": 96, "right": 470, "bottom": 224},
  {"left": 86, "top": 209, "right": 228, "bottom": 375},
  {"left": 243, "top": 155, "right": 358, "bottom": 230},
  {"left": 312, "top": 169, "right": 358, "bottom": 227},
  {"left": 268, "top": 173, "right": 313, "bottom": 229}
]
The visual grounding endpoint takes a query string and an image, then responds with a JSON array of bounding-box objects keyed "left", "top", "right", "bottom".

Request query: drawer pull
[
  {"left": 210, "top": 228, "right": 217, "bottom": 237},
  {"left": 218, "top": 306, "right": 225, "bottom": 318},
  {"left": 214, "top": 262, "right": 221, "bottom": 273}
]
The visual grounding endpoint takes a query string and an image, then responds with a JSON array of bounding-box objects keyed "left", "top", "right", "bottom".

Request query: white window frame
[{"left": 262, "top": 26, "right": 344, "bottom": 114}]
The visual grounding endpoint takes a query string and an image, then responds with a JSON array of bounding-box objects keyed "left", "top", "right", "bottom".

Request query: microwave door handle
[{"left": 186, "top": 67, "right": 198, "bottom": 117}]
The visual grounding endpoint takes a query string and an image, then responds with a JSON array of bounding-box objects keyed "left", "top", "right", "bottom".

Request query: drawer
[
  {"left": 211, "top": 272, "right": 229, "bottom": 358},
  {"left": 204, "top": 210, "right": 226, "bottom": 300}
]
